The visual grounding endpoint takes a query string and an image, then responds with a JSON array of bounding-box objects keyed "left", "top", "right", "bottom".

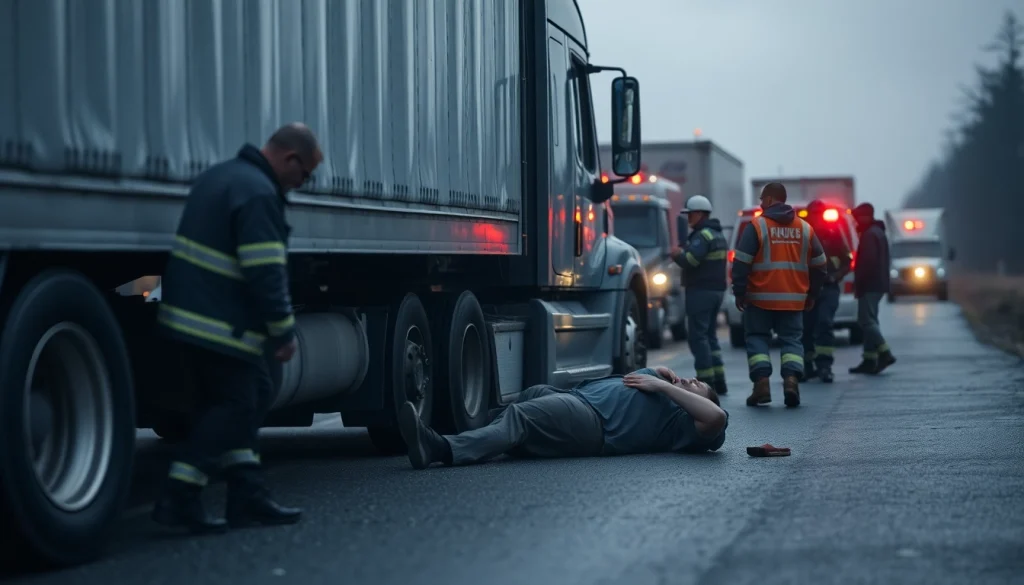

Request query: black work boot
[
  {"left": 398, "top": 401, "right": 452, "bottom": 469},
  {"left": 152, "top": 480, "right": 227, "bottom": 534},
  {"left": 225, "top": 468, "right": 301, "bottom": 528},
  {"left": 817, "top": 364, "right": 834, "bottom": 383},
  {"left": 713, "top": 377, "right": 728, "bottom": 396},
  {"left": 802, "top": 357, "right": 817, "bottom": 381},
  {"left": 746, "top": 378, "right": 771, "bottom": 406},
  {"left": 783, "top": 375, "right": 801, "bottom": 408},
  {"left": 849, "top": 360, "right": 876, "bottom": 374},
  {"left": 875, "top": 351, "right": 897, "bottom": 374}
]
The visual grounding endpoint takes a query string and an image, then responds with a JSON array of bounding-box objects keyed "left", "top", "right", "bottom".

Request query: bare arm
[{"left": 653, "top": 379, "right": 727, "bottom": 437}]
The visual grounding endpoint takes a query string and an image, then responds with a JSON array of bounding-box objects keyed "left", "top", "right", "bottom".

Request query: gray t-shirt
[{"left": 570, "top": 368, "right": 728, "bottom": 456}]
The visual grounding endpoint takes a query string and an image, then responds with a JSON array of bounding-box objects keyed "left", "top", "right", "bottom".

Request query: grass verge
[{"left": 950, "top": 275, "right": 1024, "bottom": 358}]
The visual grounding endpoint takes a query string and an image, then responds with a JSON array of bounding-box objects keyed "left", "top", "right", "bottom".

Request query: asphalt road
[{"left": 13, "top": 299, "right": 1024, "bottom": 585}]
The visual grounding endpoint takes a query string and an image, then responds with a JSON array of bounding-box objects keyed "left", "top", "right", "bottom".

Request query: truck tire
[
  {"left": 848, "top": 325, "right": 864, "bottom": 345},
  {"left": 0, "top": 270, "right": 135, "bottom": 568},
  {"left": 613, "top": 289, "right": 647, "bottom": 374},
  {"left": 435, "top": 291, "right": 491, "bottom": 433},
  {"left": 647, "top": 310, "right": 665, "bottom": 350},
  {"left": 368, "top": 293, "right": 435, "bottom": 455},
  {"left": 729, "top": 325, "right": 745, "bottom": 349}
]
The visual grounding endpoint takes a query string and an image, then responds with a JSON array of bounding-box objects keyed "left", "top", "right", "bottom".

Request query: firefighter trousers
[
  {"left": 743, "top": 305, "right": 804, "bottom": 382},
  {"left": 802, "top": 283, "right": 841, "bottom": 367},
  {"left": 166, "top": 344, "right": 275, "bottom": 489},
  {"left": 685, "top": 289, "right": 726, "bottom": 384}
]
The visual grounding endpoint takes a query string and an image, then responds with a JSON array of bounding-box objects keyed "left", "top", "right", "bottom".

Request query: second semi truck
[{"left": 0, "top": 0, "right": 648, "bottom": 568}]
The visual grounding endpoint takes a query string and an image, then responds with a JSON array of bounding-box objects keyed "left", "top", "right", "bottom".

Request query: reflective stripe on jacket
[
  {"left": 158, "top": 144, "right": 296, "bottom": 363},
  {"left": 743, "top": 216, "right": 826, "bottom": 311},
  {"left": 673, "top": 217, "right": 728, "bottom": 291}
]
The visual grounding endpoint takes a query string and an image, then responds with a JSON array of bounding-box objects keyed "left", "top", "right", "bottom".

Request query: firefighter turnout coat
[{"left": 158, "top": 144, "right": 296, "bottom": 363}]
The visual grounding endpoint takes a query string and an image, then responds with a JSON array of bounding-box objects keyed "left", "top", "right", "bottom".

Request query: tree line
[{"left": 903, "top": 10, "right": 1024, "bottom": 275}]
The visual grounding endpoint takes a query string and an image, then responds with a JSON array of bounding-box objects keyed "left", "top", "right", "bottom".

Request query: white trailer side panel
[{"left": 0, "top": 0, "right": 523, "bottom": 254}]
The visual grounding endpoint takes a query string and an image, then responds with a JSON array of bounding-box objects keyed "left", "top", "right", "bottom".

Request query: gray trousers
[
  {"left": 444, "top": 385, "right": 604, "bottom": 465},
  {"left": 857, "top": 292, "right": 890, "bottom": 361},
  {"left": 686, "top": 289, "right": 725, "bottom": 383}
]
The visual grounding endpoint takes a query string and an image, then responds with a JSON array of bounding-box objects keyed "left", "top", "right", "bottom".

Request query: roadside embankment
[{"left": 951, "top": 274, "right": 1024, "bottom": 358}]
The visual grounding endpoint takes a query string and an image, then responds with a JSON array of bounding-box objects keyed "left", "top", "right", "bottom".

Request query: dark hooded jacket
[
  {"left": 730, "top": 203, "right": 827, "bottom": 303},
  {"left": 671, "top": 217, "right": 728, "bottom": 291},
  {"left": 854, "top": 220, "right": 891, "bottom": 295}
]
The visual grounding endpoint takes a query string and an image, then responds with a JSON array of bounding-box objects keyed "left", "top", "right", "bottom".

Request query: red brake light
[{"left": 823, "top": 209, "right": 839, "bottom": 222}]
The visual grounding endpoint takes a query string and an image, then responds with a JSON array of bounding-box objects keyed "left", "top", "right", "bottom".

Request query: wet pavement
[{"left": 12, "top": 300, "right": 1024, "bottom": 585}]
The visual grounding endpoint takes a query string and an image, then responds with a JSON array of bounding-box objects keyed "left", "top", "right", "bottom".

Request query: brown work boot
[
  {"left": 783, "top": 376, "right": 801, "bottom": 408},
  {"left": 746, "top": 378, "right": 771, "bottom": 406}
]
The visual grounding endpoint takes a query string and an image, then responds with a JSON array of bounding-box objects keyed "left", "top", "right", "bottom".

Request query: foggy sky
[{"left": 580, "top": 0, "right": 1020, "bottom": 209}]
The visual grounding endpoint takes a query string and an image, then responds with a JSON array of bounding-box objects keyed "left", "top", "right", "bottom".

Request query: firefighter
[
  {"left": 671, "top": 195, "right": 729, "bottom": 395},
  {"left": 730, "top": 183, "right": 828, "bottom": 407},
  {"left": 849, "top": 203, "right": 897, "bottom": 374},
  {"left": 151, "top": 123, "right": 322, "bottom": 533},
  {"left": 801, "top": 200, "right": 852, "bottom": 383}
]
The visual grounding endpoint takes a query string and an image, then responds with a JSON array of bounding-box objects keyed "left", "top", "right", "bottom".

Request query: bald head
[{"left": 261, "top": 123, "right": 323, "bottom": 191}]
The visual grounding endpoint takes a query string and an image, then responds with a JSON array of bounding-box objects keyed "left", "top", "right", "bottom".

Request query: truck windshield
[
  {"left": 891, "top": 241, "right": 942, "bottom": 258},
  {"left": 611, "top": 206, "right": 659, "bottom": 248}
]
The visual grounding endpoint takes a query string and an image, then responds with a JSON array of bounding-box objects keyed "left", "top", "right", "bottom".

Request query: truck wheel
[
  {"left": 647, "top": 311, "right": 665, "bottom": 350},
  {"left": 613, "top": 290, "right": 647, "bottom": 373},
  {"left": 848, "top": 326, "right": 864, "bottom": 345},
  {"left": 670, "top": 322, "right": 687, "bottom": 342},
  {"left": 729, "top": 325, "right": 745, "bottom": 349},
  {"left": 369, "top": 293, "right": 435, "bottom": 455},
  {"left": 0, "top": 270, "right": 135, "bottom": 568},
  {"left": 436, "top": 291, "right": 491, "bottom": 433}
]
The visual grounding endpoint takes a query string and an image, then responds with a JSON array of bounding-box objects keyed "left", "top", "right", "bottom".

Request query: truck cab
[
  {"left": 604, "top": 172, "right": 687, "bottom": 347},
  {"left": 884, "top": 208, "right": 952, "bottom": 302}
]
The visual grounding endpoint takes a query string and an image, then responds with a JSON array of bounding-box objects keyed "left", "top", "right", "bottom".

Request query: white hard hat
[{"left": 683, "top": 195, "right": 713, "bottom": 214}]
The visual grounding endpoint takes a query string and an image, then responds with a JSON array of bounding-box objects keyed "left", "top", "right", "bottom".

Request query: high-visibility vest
[{"left": 747, "top": 216, "right": 817, "bottom": 311}]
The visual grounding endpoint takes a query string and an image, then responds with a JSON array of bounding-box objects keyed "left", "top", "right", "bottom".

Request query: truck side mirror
[
  {"left": 610, "top": 76, "right": 641, "bottom": 177},
  {"left": 947, "top": 247, "right": 956, "bottom": 261},
  {"left": 676, "top": 214, "right": 689, "bottom": 247}
]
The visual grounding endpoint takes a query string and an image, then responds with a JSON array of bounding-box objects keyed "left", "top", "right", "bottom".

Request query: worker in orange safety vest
[{"left": 729, "top": 183, "right": 828, "bottom": 408}]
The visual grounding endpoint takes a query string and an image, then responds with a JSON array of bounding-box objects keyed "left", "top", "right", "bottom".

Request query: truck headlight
[
  {"left": 890, "top": 269, "right": 898, "bottom": 279},
  {"left": 652, "top": 272, "right": 668, "bottom": 286}
]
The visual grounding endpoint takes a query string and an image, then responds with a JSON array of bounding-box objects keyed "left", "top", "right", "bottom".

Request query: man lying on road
[{"left": 397, "top": 367, "right": 728, "bottom": 469}]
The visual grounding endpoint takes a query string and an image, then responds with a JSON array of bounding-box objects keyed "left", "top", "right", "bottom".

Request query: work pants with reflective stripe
[
  {"left": 743, "top": 305, "right": 804, "bottom": 382},
  {"left": 857, "top": 292, "right": 890, "bottom": 363},
  {"left": 685, "top": 289, "right": 726, "bottom": 384},
  {"left": 802, "top": 283, "right": 840, "bottom": 367},
  {"left": 167, "top": 344, "right": 275, "bottom": 488}
]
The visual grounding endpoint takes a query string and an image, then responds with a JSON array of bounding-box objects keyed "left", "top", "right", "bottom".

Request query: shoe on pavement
[
  {"left": 398, "top": 401, "right": 449, "bottom": 469},
  {"left": 849, "top": 360, "right": 876, "bottom": 374},
  {"left": 152, "top": 482, "right": 228, "bottom": 535},
  {"left": 226, "top": 488, "right": 302, "bottom": 528},
  {"left": 783, "top": 375, "right": 801, "bottom": 407},
  {"left": 817, "top": 365, "right": 834, "bottom": 383},
  {"left": 746, "top": 378, "right": 771, "bottom": 406},
  {"left": 874, "top": 351, "right": 897, "bottom": 374},
  {"left": 713, "top": 377, "right": 728, "bottom": 396}
]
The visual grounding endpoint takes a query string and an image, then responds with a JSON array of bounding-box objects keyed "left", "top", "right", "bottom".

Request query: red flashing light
[
  {"left": 823, "top": 208, "right": 840, "bottom": 222},
  {"left": 753, "top": 209, "right": 763, "bottom": 218},
  {"left": 630, "top": 174, "right": 643, "bottom": 185},
  {"left": 728, "top": 250, "right": 736, "bottom": 263},
  {"left": 903, "top": 219, "right": 924, "bottom": 231},
  {"left": 601, "top": 174, "right": 609, "bottom": 183},
  {"left": 850, "top": 251, "right": 856, "bottom": 271}
]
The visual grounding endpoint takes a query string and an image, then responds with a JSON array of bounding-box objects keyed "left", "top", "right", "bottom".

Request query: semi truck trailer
[
  {"left": 0, "top": 0, "right": 648, "bottom": 567},
  {"left": 749, "top": 176, "right": 856, "bottom": 209}
]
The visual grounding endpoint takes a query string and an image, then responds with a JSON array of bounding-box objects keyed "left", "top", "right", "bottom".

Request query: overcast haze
[{"left": 581, "top": 0, "right": 1020, "bottom": 209}]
